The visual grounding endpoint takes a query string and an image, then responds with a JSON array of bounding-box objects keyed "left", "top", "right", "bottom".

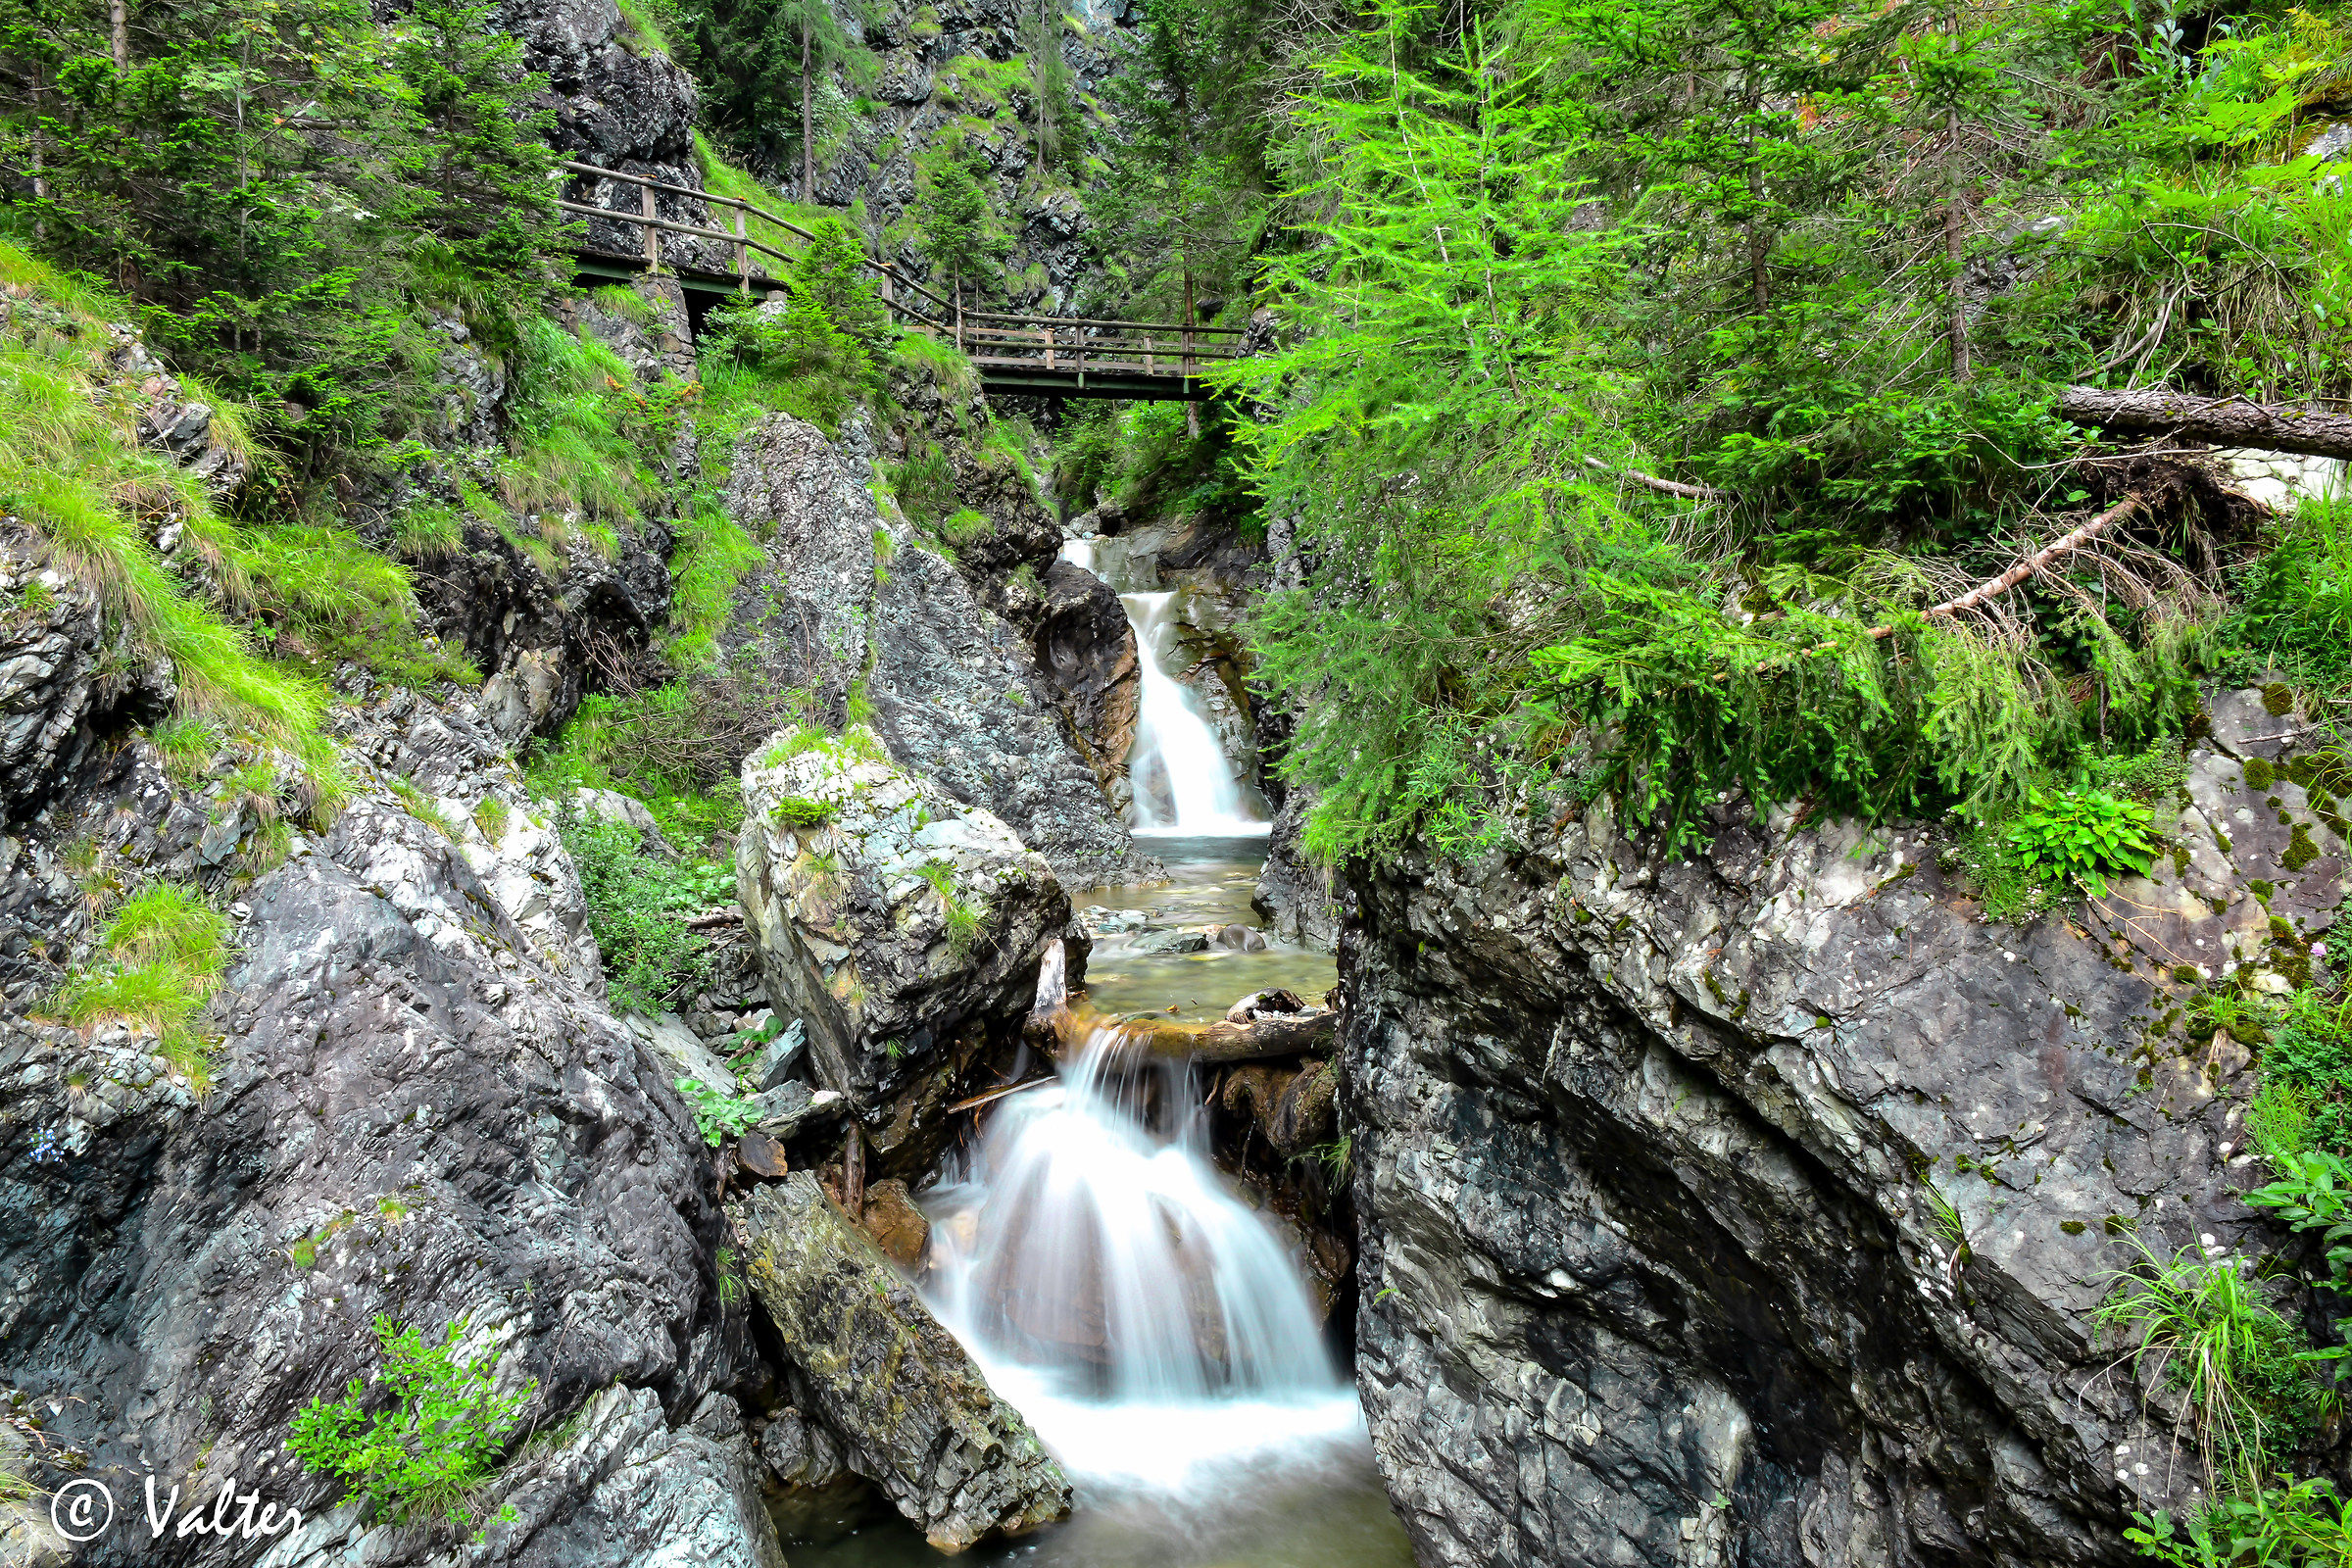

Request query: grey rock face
[
  {"left": 733, "top": 1175, "right": 1072, "bottom": 1550},
  {"left": 735, "top": 726, "right": 1079, "bottom": 1172},
  {"left": 1035, "top": 557, "right": 1139, "bottom": 808},
  {"left": 1253, "top": 788, "right": 1341, "bottom": 950},
  {"left": 869, "top": 545, "right": 1137, "bottom": 885},
  {"left": 1344, "top": 703, "right": 2341, "bottom": 1566},
  {"left": 0, "top": 529, "right": 168, "bottom": 824},
  {"left": 722, "top": 414, "right": 891, "bottom": 718},
  {"left": 722, "top": 412, "right": 1138, "bottom": 884},
  {"left": 0, "top": 784, "right": 748, "bottom": 1568},
  {"left": 419, "top": 516, "right": 674, "bottom": 744}
]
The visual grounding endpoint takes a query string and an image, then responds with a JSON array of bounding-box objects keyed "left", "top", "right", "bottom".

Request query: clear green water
[
  {"left": 788, "top": 835, "right": 1406, "bottom": 1568},
  {"left": 1074, "top": 834, "right": 1339, "bottom": 1020}
]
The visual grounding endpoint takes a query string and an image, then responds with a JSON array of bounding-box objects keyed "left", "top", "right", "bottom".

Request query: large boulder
[
  {"left": 733, "top": 1175, "right": 1071, "bottom": 1551},
  {"left": 1032, "top": 557, "right": 1140, "bottom": 808},
  {"left": 735, "top": 725, "right": 1080, "bottom": 1174},
  {"left": 1344, "top": 690, "right": 2347, "bottom": 1566},
  {"left": 0, "top": 768, "right": 762, "bottom": 1568},
  {"left": 720, "top": 412, "right": 1139, "bottom": 885}
]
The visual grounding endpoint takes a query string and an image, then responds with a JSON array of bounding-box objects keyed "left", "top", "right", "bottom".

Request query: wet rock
[
  {"left": 2, "top": 787, "right": 745, "bottom": 1568},
  {"left": 1213, "top": 922, "right": 1269, "bottom": 952},
  {"left": 1130, "top": 927, "right": 1209, "bottom": 955},
  {"left": 733, "top": 1174, "right": 1071, "bottom": 1550},
  {"left": 736, "top": 725, "right": 1082, "bottom": 1174},
  {"left": 1226, "top": 988, "right": 1306, "bottom": 1023},
  {"left": 1034, "top": 557, "right": 1140, "bottom": 804},
  {"left": 858, "top": 1178, "right": 931, "bottom": 1270},
  {"left": 756, "top": 1407, "right": 876, "bottom": 1544},
  {"left": 743, "top": 1015, "right": 808, "bottom": 1091},
  {"left": 721, "top": 413, "right": 1140, "bottom": 883},
  {"left": 1343, "top": 696, "right": 2346, "bottom": 1567},
  {"left": 737, "top": 1131, "right": 791, "bottom": 1179},
  {"left": 1253, "top": 787, "right": 1342, "bottom": 950}
]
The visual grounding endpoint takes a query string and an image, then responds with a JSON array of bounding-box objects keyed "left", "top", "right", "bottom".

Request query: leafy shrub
[
  {"left": 287, "top": 1315, "right": 532, "bottom": 1530},
  {"left": 674, "top": 1077, "right": 760, "bottom": 1147},
  {"left": 2260, "top": 991, "right": 2352, "bottom": 1157},
  {"left": 770, "top": 796, "right": 835, "bottom": 828},
  {"left": 2004, "top": 789, "right": 2157, "bottom": 899},
  {"left": 556, "top": 811, "right": 725, "bottom": 1014},
  {"left": 2247, "top": 1150, "right": 2352, "bottom": 1297}
]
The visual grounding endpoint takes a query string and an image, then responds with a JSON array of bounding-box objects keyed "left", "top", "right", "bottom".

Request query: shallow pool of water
[
  {"left": 790, "top": 1429, "right": 1411, "bottom": 1568},
  {"left": 1074, "top": 834, "right": 1338, "bottom": 1020}
]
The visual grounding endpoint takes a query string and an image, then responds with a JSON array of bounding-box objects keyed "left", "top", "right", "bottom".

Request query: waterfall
[
  {"left": 1121, "top": 591, "right": 1267, "bottom": 837},
  {"left": 922, "top": 1029, "right": 1358, "bottom": 1494}
]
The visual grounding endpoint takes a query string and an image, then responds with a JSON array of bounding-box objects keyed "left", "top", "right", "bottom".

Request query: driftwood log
[
  {"left": 1109, "top": 1008, "right": 1338, "bottom": 1064},
  {"left": 2059, "top": 387, "right": 2352, "bottom": 462}
]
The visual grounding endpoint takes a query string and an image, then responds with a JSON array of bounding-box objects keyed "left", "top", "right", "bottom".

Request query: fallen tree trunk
[
  {"left": 1110, "top": 1008, "right": 1338, "bottom": 1064},
  {"left": 2060, "top": 387, "right": 2352, "bottom": 461}
]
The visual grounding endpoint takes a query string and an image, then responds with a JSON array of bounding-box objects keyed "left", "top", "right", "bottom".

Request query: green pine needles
[{"left": 287, "top": 1315, "right": 533, "bottom": 1532}]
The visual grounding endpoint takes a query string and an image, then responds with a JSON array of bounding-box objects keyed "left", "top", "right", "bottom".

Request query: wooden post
[
  {"left": 843, "top": 1124, "right": 865, "bottom": 1220},
  {"left": 1043, "top": 325, "right": 1055, "bottom": 369},
  {"left": 733, "top": 207, "right": 748, "bottom": 292},
  {"left": 954, "top": 287, "right": 964, "bottom": 356},
  {"left": 1143, "top": 335, "right": 1154, "bottom": 376},
  {"left": 641, "top": 178, "right": 660, "bottom": 268},
  {"left": 879, "top": 267, "right": 896, "bottom": 316}
]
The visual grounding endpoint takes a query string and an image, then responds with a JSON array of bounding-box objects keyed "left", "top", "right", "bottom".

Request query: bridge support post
[
  {"left": 733, "top": 208, "right": 748, "bottom": 292},
  {"left": 641, "top": 182, "right": 661, "bottom": 269}
]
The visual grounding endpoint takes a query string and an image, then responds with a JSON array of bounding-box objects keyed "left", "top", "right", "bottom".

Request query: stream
[{"left": 791, "top": 568, "right": 1403, "bottom": 1568}]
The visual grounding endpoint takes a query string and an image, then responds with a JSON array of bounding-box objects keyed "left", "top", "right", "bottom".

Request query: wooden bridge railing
[
  {"left": 559, "top": 161, "right": 1242, "bottom": 389},
  {"left": 951, "top": 313, "right": 1244, "bottom": 384}
]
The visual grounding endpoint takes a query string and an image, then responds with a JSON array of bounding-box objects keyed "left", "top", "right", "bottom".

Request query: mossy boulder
[{"left": 733, "top": 1174, "right": 1070, "bottom": 1550}]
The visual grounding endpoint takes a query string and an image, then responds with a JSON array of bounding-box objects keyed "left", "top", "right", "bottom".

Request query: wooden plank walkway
[{"left": 561, "top": 162, "right": 1239, "bottom": 400}]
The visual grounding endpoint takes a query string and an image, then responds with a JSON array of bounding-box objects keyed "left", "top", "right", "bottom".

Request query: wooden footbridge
[{"left": 560, "top": 161, "right": 1240, "bottom": 401}]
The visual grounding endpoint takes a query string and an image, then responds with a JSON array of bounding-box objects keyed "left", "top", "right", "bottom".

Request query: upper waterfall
[{"left": 1122, "top": 591, "right": 1268, "bottom": 837}]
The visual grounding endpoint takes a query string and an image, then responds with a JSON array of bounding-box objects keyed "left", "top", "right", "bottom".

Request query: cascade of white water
[
  {"left": 922, "top": 1028, "right": 1358, "bottom": 1494},
  {"left": 1121, "top": 590, "right": 1267, "bottom": 837}
]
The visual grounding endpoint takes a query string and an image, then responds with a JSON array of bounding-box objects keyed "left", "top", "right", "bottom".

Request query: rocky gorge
[{"left": 6, "top": 0, "right": 2352, "bottom": 1564}]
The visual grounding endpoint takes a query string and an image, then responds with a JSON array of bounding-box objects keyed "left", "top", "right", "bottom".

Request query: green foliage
[
  {"left": 555, "top": 808, "right": 727, "bottom": 1014},
  {"left": 1208, "top": 0, "right": 2320, "bottom": 865},
  {"left": 2094, "top": 1232, "right": 2331, "bottom": 1491},
  {"left": 2129, "top": 1475, "right": 2352, "bottom": 1567},
  {"left": 912, "top": 141, "right": 1006, "bottom": 299},
  {"left": 2004, "top": 789, "right": 2157, "bottom": 900},
  {"left": 715, "top": 1246, "right": 746, "bottom": 1305},
  {"left": 673, "top": 1076, "right": 760, "bottom": 1147},
  {"left": 2260, "top": 990, "right": 2352, "bottom": 1160},
  {"left": 57, "top": 879, "right": 229, "bottom": 1083},
  {"left": 2232, "top": 499, "right": 2352, "bottom": 698},
  {"left": 770, "top": 795, "right": 834, "bottom": 828},
  {"left": 526, "top": 677, "right": 770, "bottom": 846},
  {"left": 670, "top": 0, "right": 876, "bottom": 186},
  {"left": 286, "top": 1315, "right": 532, "bottom": 1530},
  {"left": 1, "top": 0, "right": 564, "bottom": 458},
  {"left": 2247, "top": 1150, "right": 2352, "bottom": 1298}
]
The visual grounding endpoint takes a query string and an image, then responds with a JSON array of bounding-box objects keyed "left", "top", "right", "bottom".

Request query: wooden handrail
[
  {"left": 558, "top": 201, "right": 797, "bottom": 265},
  {"left": 558, "top": 158, "right": 1245, "bottom": 358},
  {"left": 958, "top": 309, "right": 1248, "bottom": 335}
]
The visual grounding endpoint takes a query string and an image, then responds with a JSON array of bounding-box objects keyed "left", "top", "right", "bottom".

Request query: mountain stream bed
[{"left": 792, "top": 834, "right": 1404, "bottom": 1568}]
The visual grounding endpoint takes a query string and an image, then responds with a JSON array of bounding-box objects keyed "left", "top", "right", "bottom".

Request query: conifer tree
[
  {"left": 914, "top": 145, "right": 1002, "bottom": 310},
  {"left": 675, "top": 0, "right": 873, "bottom": 200},
  {"left": 792, "top": 217, "right": 889, "bottom": 347}
]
